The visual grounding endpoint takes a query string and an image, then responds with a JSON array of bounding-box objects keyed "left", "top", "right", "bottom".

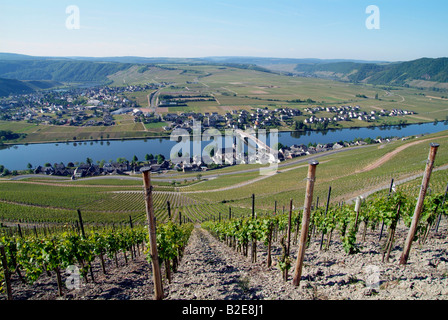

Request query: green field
[
  {"left": 2, "top": 63, "right": 448, "bottom": 144},
  {"left": 113, "top": 64, "right": 448, "bottom": 122},
  {"left": 187, "top": 130, "right": 448, "bottom": 211},
  {"left": 0, "top": 117, "right": 170, "bottom": 144},
  {"left": 1, "top": 129, "right": 447, "bottom": 227},
  {"left": 1, "top": 64, "right": 447, "bottom": 227}
]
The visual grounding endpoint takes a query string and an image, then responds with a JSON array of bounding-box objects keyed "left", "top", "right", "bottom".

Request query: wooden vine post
[
  {"left": 379, "top": 178, "right": 395, "bottom": 241},
  {"left": 77, "top": 209, "right": 95, "bottom": 283},
  {"left": 77, "top": 209, "right": 86, "bottom": 238},
  {"left": 141, "top": 168, "right": 164, "bottom": 300},
  {"left": 320, "top": 186, "right": 331, "bottom": 251},
  {"left": 286, "top": 199, "right": 293, "bottom": 257},
  {"left": 399, "top": 143, "right": 439, "bottom": 265},
  {"left": 354, "top": 196, "right": 362, "bottom": 229},
  {"left": 251, "top": 193, "right": 257, "bottom": 263},
  {"left": 292, "top": 160, "right": 319, "bottom": 286},
  {"left": 0, "top": 244, "right": 13, "bottom": 300},
  {"left": 167, "top": 201, "right": 171, "bottom": 220},
  {"left": 281, "top": 199, "right": 293, "bottom": 281},
  {"left": 252, "top": 193, "right": 255, "bottom": 219},
  {"left": 434, "top": 183, "right": 448, "bottom": 233},
  {"left": 266, "top": 220, "right": 273, "bottom": 267},
  {"left": 382, "top": 200, "right": 401, "bottom": 263},
  {"left": 17, "top": 224, "right": 23, "bottom": 238}
]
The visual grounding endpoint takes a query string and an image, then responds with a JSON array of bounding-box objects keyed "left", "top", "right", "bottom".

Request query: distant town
[
  {"left": 0, "top": 83, "right": 161, "bottom": 127},
  {"left": 0, "top": 83, "right": 415, "bottom": 133},
  {"left": 0, "top": 83, "right": 420, "bottom": 177},
  {"left": 1, "top": 132, "right": 415, "bottom": 178}
]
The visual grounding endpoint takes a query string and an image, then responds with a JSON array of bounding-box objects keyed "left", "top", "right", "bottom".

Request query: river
[{"left": 0, "top": 122, "right": 447, "bottom": 171}]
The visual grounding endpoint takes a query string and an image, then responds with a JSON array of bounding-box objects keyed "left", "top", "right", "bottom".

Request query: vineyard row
[
  {"left": 0, "top": 221, "right": 193, "bottom": 300},
  {"left": 202, "top": 190, "right": 448, "bottom": 281}
]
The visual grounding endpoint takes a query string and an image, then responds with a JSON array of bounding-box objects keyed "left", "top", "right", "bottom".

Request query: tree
[
  {"left": 116, "top": 157, "right": 127, "bottom": 164},
  {"left": 157, "top": 154, "right": 165, "bottom": 164},
  {"left": 364, "top": 137, "right": 374, "bottom": 144},
  {"left": 294, "top": 120, "right": 305, "bottom": 131},
  {"left": 145, "top": 154, "right": 154, "bottom": 162},
  {"left": 275, "top": 142, "right": 285, "bottom": 151},
  {"left": 132, "top": 155, "right": 138, "bottom": 163}
]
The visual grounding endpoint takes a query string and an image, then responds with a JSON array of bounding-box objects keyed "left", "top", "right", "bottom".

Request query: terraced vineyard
[
  {"left": 1, "top": 130, "right": 447, "bottom": 228},
  {"left": 0, "top": 129, "right": 448, "bottom": 302},
  {"left": 0, "top": 181, "right": 259, "bottom": 226}
]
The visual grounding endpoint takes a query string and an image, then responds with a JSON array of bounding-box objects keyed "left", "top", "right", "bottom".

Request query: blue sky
[{"left": 0, "top": 0, "right": 447, "bottom": 61}]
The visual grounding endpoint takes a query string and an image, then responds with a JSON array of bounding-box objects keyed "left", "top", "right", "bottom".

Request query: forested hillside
[
  {"left": 0, "top": 60, "right": 132, "bottom": 82},
  {"left": 1, "top": 54, "right": 447, "bottom": 93},
  {"left": 0, "top": 78, "right": 35, "bottom": 97},
  {"left": 294, "top": 57, "right": 448, "bottom": 87}
]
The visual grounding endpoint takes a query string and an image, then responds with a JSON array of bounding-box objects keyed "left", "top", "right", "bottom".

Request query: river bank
[
  {"left": 0, "top": 122, "right": 447, "bottom": 172},
  {"left": 3, "top": 120, "right": 446, "bottom": 147}
]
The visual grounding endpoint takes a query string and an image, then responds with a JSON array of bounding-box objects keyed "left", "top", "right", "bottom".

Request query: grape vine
[
  {"left": 202, "top": 189, "right": 447, "bottom": 280},
  {"left": 0, "top": 222, "right": 193, "bottom": 299}
]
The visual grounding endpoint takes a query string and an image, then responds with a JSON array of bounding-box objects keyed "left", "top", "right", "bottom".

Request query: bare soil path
[
  {"left": 356, "top": 135, "right": 448, "bottom": 173},
  {"left": 165, "top": 226, "right": 268, "bottom": 300},
  {"left": 4, "top": 220, "right": 448, "bottom": 301}
]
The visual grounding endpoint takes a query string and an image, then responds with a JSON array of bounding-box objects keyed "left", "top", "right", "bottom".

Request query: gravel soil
[{"left": 3, "top": 220, "right": 448, "bottom": 301}]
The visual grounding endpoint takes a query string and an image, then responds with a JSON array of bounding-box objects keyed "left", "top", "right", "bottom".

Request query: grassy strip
[{"left": 188, "top": 131, "right": 448, "bottom": 210}]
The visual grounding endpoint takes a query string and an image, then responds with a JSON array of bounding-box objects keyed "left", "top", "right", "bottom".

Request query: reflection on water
[{"left": 0, "top": 122, "right": 447, "bottom": 171}]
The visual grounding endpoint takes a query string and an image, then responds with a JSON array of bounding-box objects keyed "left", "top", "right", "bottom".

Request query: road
[
  {"left": 6, "top": 141, "right": 448, "bottom": 204},
  {"left": 346, "top": 163, "right": 448, "bottom": 204},
  {"left": 7, "top": 145, "right": 368, "bottom": 183},
  {"left": 148, "top": 87, "right": 163, "bottom": 116}
]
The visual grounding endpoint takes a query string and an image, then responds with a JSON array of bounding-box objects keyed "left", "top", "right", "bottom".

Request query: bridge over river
[{"left": 234, "top": 129, "right": 278, "bottom": 164}]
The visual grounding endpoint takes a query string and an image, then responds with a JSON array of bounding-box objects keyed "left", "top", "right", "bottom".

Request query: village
[
  {"left": 0, "top": 83, "right": 415, "bottom": 132},
  {"left": 161, "top": 104, "right": 415, "bottom": 132},
  {"left": 303, "top": 105, "right": 415, "bottom": 124},
  {"left": 0, "top": 83, "right": 163, "bottom": 126},
  {"left": 0, "top": 83, "right": 418, "bottom": 179},
  {"left": 32, "top": 157, "right": 172, "bottom": 179},
  {"left": 24, "top": 132, "right": 404, "bottom": 180},
  {"left": 162, "top": 107, "right": 300, "bottom": 131}
]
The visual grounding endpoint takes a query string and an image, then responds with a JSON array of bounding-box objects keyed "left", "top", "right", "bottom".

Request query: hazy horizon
[
  {"left": 0, "top": 51, "right": 402, "bottom": 63},
  {"left": 1, "top": 1, "right": 447, "bottom": 62}
]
